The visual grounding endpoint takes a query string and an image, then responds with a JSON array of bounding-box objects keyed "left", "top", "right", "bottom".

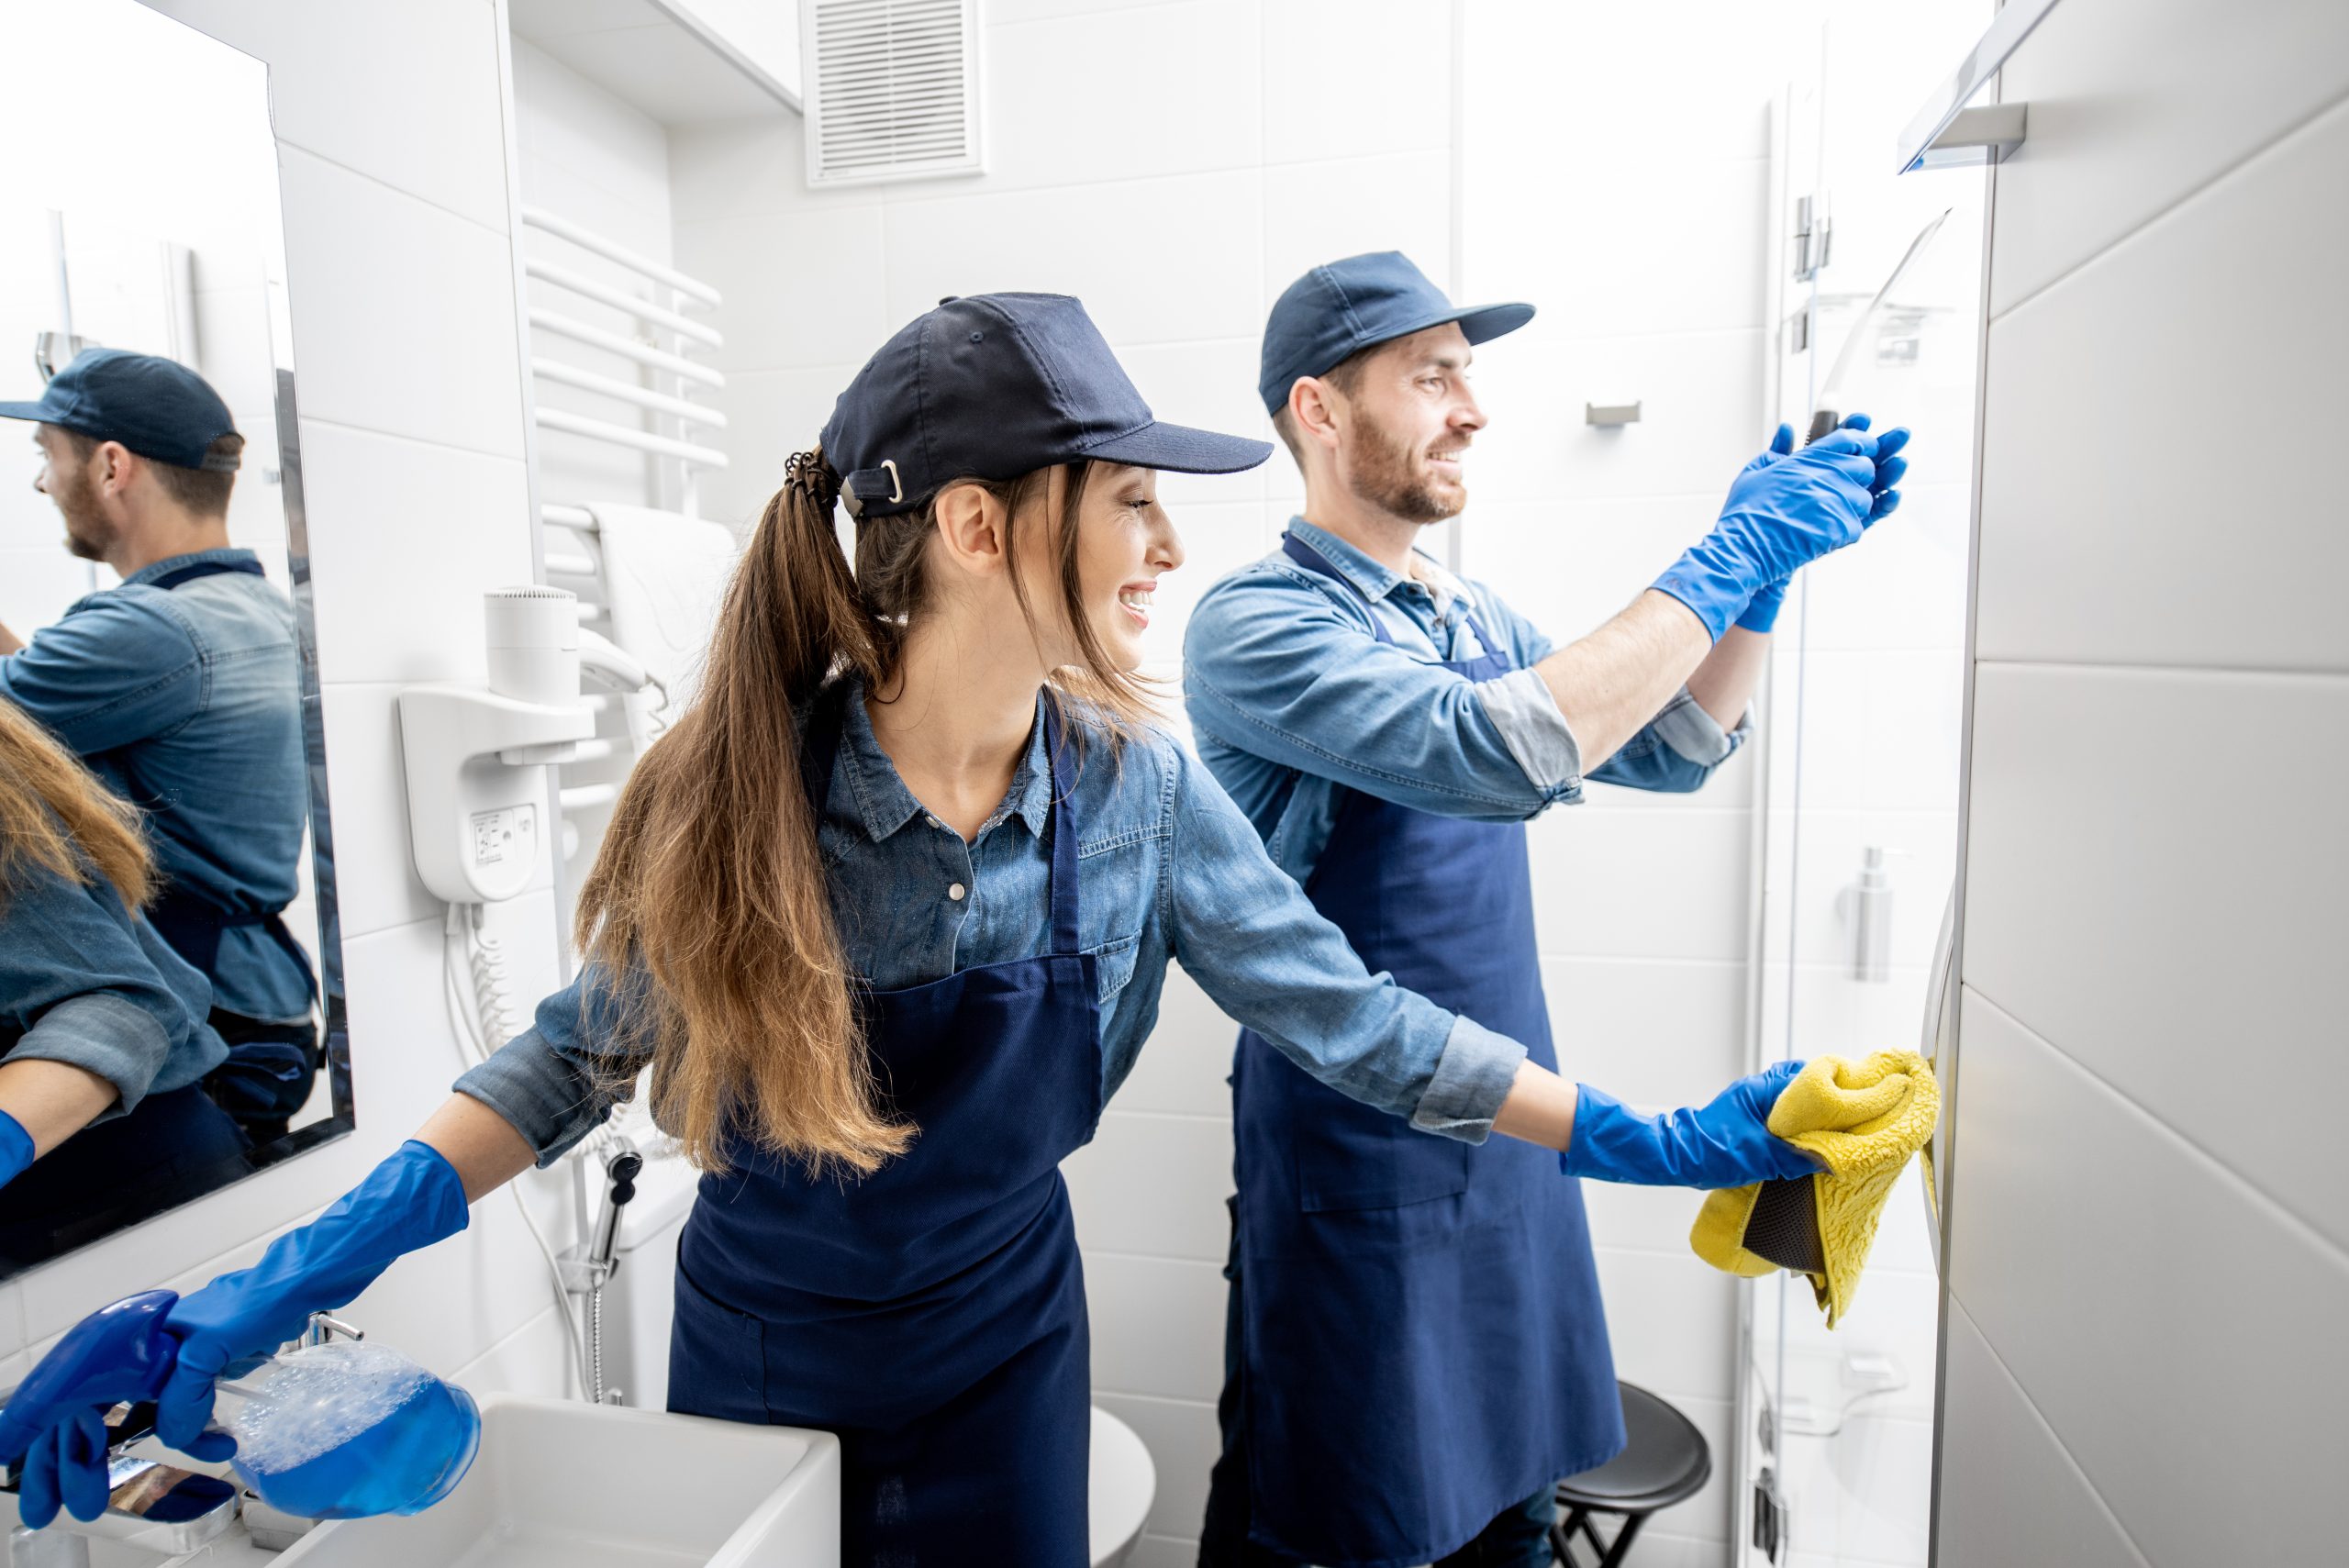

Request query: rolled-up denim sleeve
[
  {"left": 12, "top": 995, "right": 165, "bottom": 1120},
  {"left": 1183, "top": 570, "right": 1574, "bottom": 823},
  {"left": 1164, "top": 748, "right": 1525, "bottom": 1141},
  {"left": 453, "top": 966, "right": 653, "bottom": 1165},
  {"left": 0, "top": 856, "right": 217, "bottom": 1119},
  {"left": 1587, "top": 687, "right": 1752, "bottom": 794},
  {"left": 0, "top": 595, "right": 204, "bottom": 754}
]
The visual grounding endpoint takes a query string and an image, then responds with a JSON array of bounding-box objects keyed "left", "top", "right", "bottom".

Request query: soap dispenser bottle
[{"left": 1851, "top": 845, "right": 1893, "bottom": 984}]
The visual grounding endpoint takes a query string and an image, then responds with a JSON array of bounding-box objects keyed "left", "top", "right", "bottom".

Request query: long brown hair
[
  {"left": 576, "top": 448, "right": 1154, "bottom": 1176},
  {"left": 0, "top": 696, "right": 152, "bottom": 917}
]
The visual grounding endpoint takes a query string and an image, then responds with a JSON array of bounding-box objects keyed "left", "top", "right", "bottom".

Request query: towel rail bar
[
  {"left": 559, "top": 783, "right": 622, "bottom": 812},
  {"left": 540, "top": 504, "right": 596, "bottom": 531},
  {"left": 545, "top": 550, "right": 597, "bottom": 575},
  {"left": 536, "top": 407, "right": 730, "bottom": 468},
  {"left": 529, "top": 309, "right": 724, "bottom": 388},
  {"left": 531, "top": 360, "right": 728, "bottom": 428},
  {"left": 524, "top": 259, "right": 722, "bottom": 347},
  {"left": 521, "top": 206, "right": 719, "bottom": 306},
  {"left": 562, "top": 737, "right": 626, "bottom": 765}
]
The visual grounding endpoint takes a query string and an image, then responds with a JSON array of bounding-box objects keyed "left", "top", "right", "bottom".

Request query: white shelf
[{"left": 508, "top": 0, "right": 800, "bottom": 126}]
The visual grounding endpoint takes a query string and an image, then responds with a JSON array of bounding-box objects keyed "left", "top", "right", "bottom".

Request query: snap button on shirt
[{"left": 948, "top": 883, "right": 967, "bottom": 902}]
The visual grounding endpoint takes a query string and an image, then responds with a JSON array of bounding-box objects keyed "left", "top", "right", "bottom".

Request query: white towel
[{"left": 583, "top": 504, "right": 740, "bottom": 749}]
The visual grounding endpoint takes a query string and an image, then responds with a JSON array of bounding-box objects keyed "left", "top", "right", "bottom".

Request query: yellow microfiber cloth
[{"left": 1689, "top": 1051, "right": 1940, "bottom": 1327}]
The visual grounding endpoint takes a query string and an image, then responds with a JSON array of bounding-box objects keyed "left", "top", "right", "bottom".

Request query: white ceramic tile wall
[
  {"left": 1984, "top": 0, "right": 2349, "bottom": 320},
  {"left": 0, "top": 0, "right": 576, "bottom": 1407},
  {"left": 1933, "top": 1303, "right": 2149, "bottom": 1568},
  {"left": 1963, "top": 663, "right": 2349, "bottom": 1252},
  {"left": 1943, "top": 1, "right": 2349, "bottom": 1554},
  {"left": 1973, "top": 87, "right": 2349, "bottom": 673},
  {"left": 1945, "top": 997, "right": 2347, "bottom": 1564}
]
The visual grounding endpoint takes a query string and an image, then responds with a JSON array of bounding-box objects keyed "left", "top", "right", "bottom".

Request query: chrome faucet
[{"left": 2, "top": 1403, "right": 243, "bottom": 1567}]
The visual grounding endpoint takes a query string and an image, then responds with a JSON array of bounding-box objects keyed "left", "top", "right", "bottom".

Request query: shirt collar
[
  {"left": 121, "top": 547, "right": 261, "bottom": 588},
  {"left": 832, "top": 678, "right": 1055, "bottom": 843},
  {"left": 1285, "top": 517, "right": 1478, "bottom": 616}
]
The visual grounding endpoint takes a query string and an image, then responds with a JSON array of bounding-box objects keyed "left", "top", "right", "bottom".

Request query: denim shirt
[
  {"left": 0, "top": 835, "right": 228, "bottom": 1119},
  {"left": 455, "top": 680, "right": 1528, "bottom": 1166},
  {"left": 0, "top": 550, "right": 311, "bottom": 1022},
  {"left": 1181, "top": 518, "right": 1748, "bottom": 884}
]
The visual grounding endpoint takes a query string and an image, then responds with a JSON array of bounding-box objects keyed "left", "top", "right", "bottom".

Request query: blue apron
[
  {"left": 138, "top": 557, "right": 319, "bottom": 1129},
  {"left": 1225, "top": 533, "right": 1625, "bottom": 1565},
  {"left": 669, "top": 686, "right": 1102, "bottom": 1567}
]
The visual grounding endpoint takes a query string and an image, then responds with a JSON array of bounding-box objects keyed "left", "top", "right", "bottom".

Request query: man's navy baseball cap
[
  {"left": 1258, "top": 251, "right": 1534, "bottom": 416},
  {"left": 823, "top": 293, "right": 1269, "bottom": 518},
  {"left": 0, "top": 348, "right": 241, "bottom": 472}
]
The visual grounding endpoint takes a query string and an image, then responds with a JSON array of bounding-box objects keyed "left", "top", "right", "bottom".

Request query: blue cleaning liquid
[{"left": 232, "top": 1374, "right": 481, "bottom": 1519}]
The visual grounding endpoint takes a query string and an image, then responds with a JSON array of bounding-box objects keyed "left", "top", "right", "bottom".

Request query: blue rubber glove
[
  {"left": 1655, "top": 419, "right": 1911, "bottom": 640},
  {"left": 0, "top": 1106, "right": 32, "bottom": 1191},
  {"left": 152, "top": 1140, "right": 470, "bottom": 1453},
  {"left": 1731, "top": 417, "right": 1909, "bottom": 634},
  {"left": 1731, "top": 424, "right": 1798, "bottom": 634},
  {"left": 1561, "top": 1061, "right": 1823, "bottom": 1188},
  {"left": 14, "top": 1407, "right": 112, "bottom": 1526},
  {"left": 0, "top": 1290, "right": 185, "bottom": 1525},
  {"left": 1735, "top": 574, "right": 1791, "bottom": 635}
]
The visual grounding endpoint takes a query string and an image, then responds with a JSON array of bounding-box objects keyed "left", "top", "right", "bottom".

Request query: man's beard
[
  {"left": 1345, "top": 409, "right": 1463, "bottom": 525},
  {"left": 52, "top": 471, "right": 113, "bottom": 562}
]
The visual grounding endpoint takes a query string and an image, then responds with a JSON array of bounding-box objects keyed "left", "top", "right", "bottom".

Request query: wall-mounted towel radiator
[{"left": 515, "top": 206, "right": 726, "bottom": 848}]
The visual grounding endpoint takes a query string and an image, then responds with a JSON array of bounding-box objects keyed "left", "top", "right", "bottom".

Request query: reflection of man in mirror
[{"left": 0, "top": 350, "right": 316, "bottom": 1141}]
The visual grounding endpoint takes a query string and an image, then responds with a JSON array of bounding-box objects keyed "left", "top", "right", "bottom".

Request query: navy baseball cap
[
  {"left": 0, "top": 348, "right": 240, "bottom": 472},
  {"left": 822, "top": 293, "right": 1269, "bottom": 518},
  {"left": 1258, "top": 251, "right": 1534, "bottom": 415}
]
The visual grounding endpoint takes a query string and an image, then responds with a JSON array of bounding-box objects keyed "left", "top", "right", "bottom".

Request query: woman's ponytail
[{"left": 575, "top": 447, "right": 914, "bottom": 1178}]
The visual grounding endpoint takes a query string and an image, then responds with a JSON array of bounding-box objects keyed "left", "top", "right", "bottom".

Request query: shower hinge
[
  {"left": 1787, "top": 303, "right": 1812, "bottom": 355},
  {"left": 1793, "top": 193, "right": 1832, "bottom": 282},
  {"left": 1753, "top": 1468, "right": 1788, "bottom": 1562}
]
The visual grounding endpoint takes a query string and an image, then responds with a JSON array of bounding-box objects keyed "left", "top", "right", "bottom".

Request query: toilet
[
  {"left": 1089, "top": 1405, "right": 1155, "bottom": 1566},
  {"left": 608, "top": 1157, "right": 1156, "bottom": 1564}
]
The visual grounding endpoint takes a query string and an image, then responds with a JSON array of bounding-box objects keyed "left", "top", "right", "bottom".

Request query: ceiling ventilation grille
[{"left": 803, "top": 0, "right": 984, "bottom": 187}]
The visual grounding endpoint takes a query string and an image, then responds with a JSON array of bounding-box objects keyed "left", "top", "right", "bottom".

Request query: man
[
  {"left": 1184, "top": 252, "right": 1905, "bottom": 1567},
  {"left": 0, "top": 349, "right": 316, "bottom": 1140}
]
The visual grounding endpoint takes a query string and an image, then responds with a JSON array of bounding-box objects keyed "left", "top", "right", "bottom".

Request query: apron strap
[
  {"left": 148, "top": 558, "right": 267, "bottom": 592},
  {"left": 1456, "top": 606, "right": 1508, "bottom": 670},
  {"left": 798, "top": 681, "right": 852, "bottom": 819},
  {"left": 1280, "top": 532, "right": 1394, "bottom": 646},
  {"left": 146, "top": 883, "right": 320, "bottom": 1005},
  {"left": 1282, "top": 531, "right": 1508, "bottom": 667},
  {"left": 1040, "top": 693, "right": 1081, "bottom": 954}
]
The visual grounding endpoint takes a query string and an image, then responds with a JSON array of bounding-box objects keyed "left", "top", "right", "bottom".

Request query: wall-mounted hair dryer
[{"left": 398, "top": 588, "right": 601, "bottom": 905}]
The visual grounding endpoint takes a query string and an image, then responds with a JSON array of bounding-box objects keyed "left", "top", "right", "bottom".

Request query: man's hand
[
  {"left": 1653, "top": 420, "right": 1909, "bottom": 642},
  {"left": 1732, "top": 415, "right": 1908, "bottom": 637}
]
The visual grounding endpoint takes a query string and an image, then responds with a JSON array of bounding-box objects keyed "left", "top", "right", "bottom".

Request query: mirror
[{"left": 0, "top": 0, "right": 351, "bottom": 1277}]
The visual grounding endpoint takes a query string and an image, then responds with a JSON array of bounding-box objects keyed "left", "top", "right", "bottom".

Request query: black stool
[{"left": 1550, "top": 1381, "right": 1711, "bottom": 1567}]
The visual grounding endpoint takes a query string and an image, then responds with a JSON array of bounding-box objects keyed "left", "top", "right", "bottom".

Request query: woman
[
  {"left": 7, "top": 295, "right": 1852, "bottom": 1560},
  {"left": 0, "top": 695, "right": 249, "bottom": 1261}
]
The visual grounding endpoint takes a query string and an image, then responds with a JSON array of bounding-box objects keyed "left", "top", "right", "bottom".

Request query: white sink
[{"left": 273, "top": 1395, "right": 838, "bottom": 1568}]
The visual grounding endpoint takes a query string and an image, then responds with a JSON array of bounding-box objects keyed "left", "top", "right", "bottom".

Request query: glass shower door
[{"left": 1739, "top": 15, "right": 1987, "bottom": 1562}]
